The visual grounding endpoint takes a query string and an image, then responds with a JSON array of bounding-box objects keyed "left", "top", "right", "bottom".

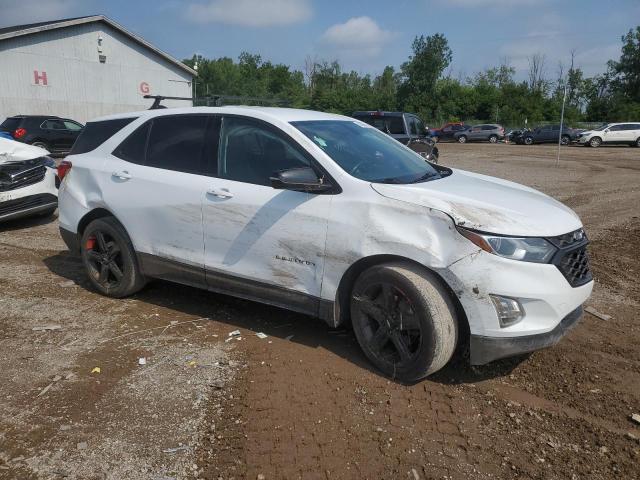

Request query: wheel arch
[
  {"left": 77, "top": 207, "right": 124, "bottom": 239},
  {"left": 333, "top": 254, "right": 470, "bottom": 343}
]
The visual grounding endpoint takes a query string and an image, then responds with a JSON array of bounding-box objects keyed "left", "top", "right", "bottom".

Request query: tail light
[
  {"left": 13, "top": 128, "right": 27, "bottom": 139},
  {"left": 57, "top": 160, "right": 72, "bottom": 181}
]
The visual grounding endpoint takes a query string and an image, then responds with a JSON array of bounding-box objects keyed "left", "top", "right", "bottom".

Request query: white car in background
[
  {"left": 57, "top": 107, "right": 593, "bottom": 381},
  {"left": 576, "top": 122, "right": 640, "bottom": 147},
  {"left": 0, "top": 138, "right": 58, "bottom": 223}
]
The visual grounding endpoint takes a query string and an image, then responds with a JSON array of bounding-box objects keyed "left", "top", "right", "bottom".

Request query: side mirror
[
  {"left": 270, "top": 167, "right": 333, "bottom": 193},
  {"left": 604, "top": 128, "right": 610, "bottom": 133}
]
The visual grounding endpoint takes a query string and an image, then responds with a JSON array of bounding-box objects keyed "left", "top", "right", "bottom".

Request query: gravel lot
[{"left": 0, "top": 143, "right": 639, "bottom": 479}]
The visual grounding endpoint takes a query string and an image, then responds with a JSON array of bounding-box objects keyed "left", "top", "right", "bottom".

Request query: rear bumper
[{"left": 469, "top": 305, "right": 583, "bottom": 365}]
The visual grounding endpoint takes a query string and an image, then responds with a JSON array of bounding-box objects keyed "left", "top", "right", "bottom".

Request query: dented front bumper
[{"left": 469, "top": 305, "right": 583, "bottom": 365}]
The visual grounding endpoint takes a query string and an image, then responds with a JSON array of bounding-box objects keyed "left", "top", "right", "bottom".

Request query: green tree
[{"left": 398, "top": 34, "right": 453, "bottom": 116}]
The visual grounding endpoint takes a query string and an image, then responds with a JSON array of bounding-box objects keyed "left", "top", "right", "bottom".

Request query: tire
[
  {"left": 350, "top": 263, "right": 458, "bottom": 382},
  {"left": 634, "top": 137, "right": 640, "bottom": 148},
  {"left": 589, "top": 136, "right": 602, "bottom": 147},
  {"left": 524, "top": 136, "right": 534, "bottom": 145},
  {"left": 31, "top": 141, "right": 50, "bottom": 150},
  {"left": 489, "top": 135, "right": 498, "bottom": 143},
  {"left": 80, "top": 217, "right": 146, "bottom": 297},
  {"left": 457, "top": 135, "right": 467, "bottom": 144},
  {"left": 560, "top": 135, "right": 571, "bottom": 146}
]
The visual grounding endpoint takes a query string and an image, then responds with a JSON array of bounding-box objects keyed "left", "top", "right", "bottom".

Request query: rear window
[
  {"left": 70, "top": 118, "right": 136, "bottom": 155},
  {"left": 0, "top": 117, "right": 22, "bottom": 132},
  {"left": 353, "top": 114, "right": 405, "bottom": 135}
]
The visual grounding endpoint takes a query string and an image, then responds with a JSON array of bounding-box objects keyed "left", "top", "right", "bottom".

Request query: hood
[
  {"left": 371, "top": 169, "right": 582, "bottom": 237},
  {"left": 0, "top": 138, "right": 49, "bottom": 164}
]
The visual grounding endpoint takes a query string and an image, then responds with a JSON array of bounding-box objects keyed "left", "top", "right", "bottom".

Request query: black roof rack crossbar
[{"left": 143, "top": 95, "right": 194, "bottom": 110}]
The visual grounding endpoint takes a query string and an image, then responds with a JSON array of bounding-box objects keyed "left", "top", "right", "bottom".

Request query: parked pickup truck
[{"left": 352, "top": 111, "right": 439, "bottom": 163}]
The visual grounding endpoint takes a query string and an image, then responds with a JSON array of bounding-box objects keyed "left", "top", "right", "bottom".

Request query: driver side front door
[{"left": 202, "top": 116, "right": 333, "bottom": 315}]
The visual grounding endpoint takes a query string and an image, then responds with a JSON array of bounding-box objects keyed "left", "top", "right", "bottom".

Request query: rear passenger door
[
  {"left": 202, "top": 116, "right": 333, "bottom": 313},
  {"left": 103, "top": 114, "right": 216, "bottom": 285}
]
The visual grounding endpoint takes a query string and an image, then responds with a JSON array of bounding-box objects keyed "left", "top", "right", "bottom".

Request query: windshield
[
  {"left": 291, "top": 120, "right": 441, "bottom": 184},
  {"left": 594, "top": 123, "right": 609, "bottom": 131}
]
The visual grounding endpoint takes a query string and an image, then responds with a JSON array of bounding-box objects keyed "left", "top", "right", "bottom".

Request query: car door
[
  {"left": 62, "top": 120, "right": 83, "bottom": 150},
  {"left": 41, "top": 118, "right": 66, "bottom": 150},
  {"left": 102, "top": 114, "right": 214, "bottom": 285},
  {"left": 202, "top": 115, "right": 333, "bottom": 313},
  {"left": 616, "top": 124, "right": 636, "bottom": 143}
]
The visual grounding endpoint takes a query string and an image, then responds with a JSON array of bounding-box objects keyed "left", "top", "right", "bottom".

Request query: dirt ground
[{"left": 1, "top": 143, "right": 639, "bottom": 480}]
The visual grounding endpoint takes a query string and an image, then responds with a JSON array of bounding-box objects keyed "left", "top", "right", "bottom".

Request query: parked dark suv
[
  {"left": 514, "top": 125, "right": 579, "bottom": 145},
  {"left": 0, "top": 115, "right": 84, "bottom": 155},
  {"left": 352, "top": 111, "right": 439, "bottom": 162}
]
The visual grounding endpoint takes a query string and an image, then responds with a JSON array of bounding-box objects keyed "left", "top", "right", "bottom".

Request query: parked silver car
[{"left": 454, "top": 124, "right": 504, "bottom": 143}]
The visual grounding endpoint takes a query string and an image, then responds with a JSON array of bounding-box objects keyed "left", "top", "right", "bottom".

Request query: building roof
[{"left": 0, "top": 15, "right": 196, "bottom": 77}]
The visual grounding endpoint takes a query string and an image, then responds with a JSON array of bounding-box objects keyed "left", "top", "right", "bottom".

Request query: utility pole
[{"left": 556, "top": 52, "right": 574, "bottom": 167}]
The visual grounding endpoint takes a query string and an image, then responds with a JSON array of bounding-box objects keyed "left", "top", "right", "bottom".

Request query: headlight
[{"left": 458, "top": 227, "right": 556, "bottom": 263}]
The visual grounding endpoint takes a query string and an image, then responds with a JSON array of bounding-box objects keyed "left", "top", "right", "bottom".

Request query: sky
[{"left": 1, "top": 0, "right": 638, "bottom": 81}]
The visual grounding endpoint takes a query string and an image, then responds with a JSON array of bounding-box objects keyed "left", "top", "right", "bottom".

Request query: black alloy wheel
[
  {"left": 80, "top": 217, "right": 146, "bottom": 297},
  {"left": 85, "top": 230, "right": 124, "bottom": 289},
  {"left": 353, "top": 283, "right": 422, "bottom": 367}
]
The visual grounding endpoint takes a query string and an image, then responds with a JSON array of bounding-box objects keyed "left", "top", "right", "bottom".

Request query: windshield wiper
[{"left": 410, "top": 171, "right": 439, "bottom": 183}]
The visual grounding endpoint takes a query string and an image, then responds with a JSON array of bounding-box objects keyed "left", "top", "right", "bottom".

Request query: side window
[
  {"left": 146, "top": 115, "right": 209, "bottom": 174},
  {"left": 415, "top": 118, "right": 425, "bottom": 135},
  {"left": 113, "top": 122, "right": 150, "bottom": 164},
  {"left": 71, "top": 117, "right": 136, "bottom": 155},
  {"left": 442, "top": 126, "right": 452, "bottom": 133},
  {"left": 481, "top": 125, "right": 494, "bottom": 131},
  {"left": 408, "top": 118, "right": 418, "bottom": 135},
  {"left": 42, "top": 119, "right": 65, "bottom": 130},
  {"left": 608, "top": 124, "right": 622, "bottom": 131},
  {"left": 218, "top": 116, "right": 310, "bottom": 187},
  {"left": 63, "top": 120, "right": 83, "bottom": 131}
]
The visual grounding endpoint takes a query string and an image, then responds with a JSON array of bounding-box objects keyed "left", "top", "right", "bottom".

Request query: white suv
[
  {"left": 576, "top": 122, "right": 640, "bottom": 147},
  {"left": 57, "top": 107, "right": 593, "bottom": 381}
]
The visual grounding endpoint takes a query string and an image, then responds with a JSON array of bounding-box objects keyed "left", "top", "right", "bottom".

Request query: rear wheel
[
  {"left": 561, "top": 135, "right": 571, "bottom": 145},
  {"left": 31, "top": 141, "right": 50, "bottom": 150},
  {"left": 350, "top": 263, "right": 458, "bottom": 382},
  {"left": 457, "top": 135, "right": 467, "bottom": 144},
  {"left": 589, "top": 136, "right": 602, "bottom": 147},
  {"left": 489, "top": 135, "right": 498, "bottom": 143},
  {"left": 634, "top": 137, "right": 640, "bottom": 148},
  {"left": 80, "top": 217, "right": 146, "bottom": 297}
]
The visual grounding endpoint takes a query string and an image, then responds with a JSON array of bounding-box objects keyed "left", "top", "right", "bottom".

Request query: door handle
[
  {"left": 207, "top": 186, "right": 233, "bottom": 199},
  {"left": 112, "top": 170, "right": 132, "bottom": 180}
]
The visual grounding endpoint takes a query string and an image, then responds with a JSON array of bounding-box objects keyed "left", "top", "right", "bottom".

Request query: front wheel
[
  {"left": 457, "top": 135, "right": 467, "bottom": 144},
  {"left": 350, "top": 263, "right": 458, "bottom": 382},
  {"left": 561, "top": 135, "right": 571, "bottom": 145},
  {"left": 634, "top": 137, "right": 640, "bottom": 148},
  {"left": 80, "top": 217, "right": 146, "bottom": 297},
  {"left": 589, "top": 137, "right": 602, "bottom": 147}
]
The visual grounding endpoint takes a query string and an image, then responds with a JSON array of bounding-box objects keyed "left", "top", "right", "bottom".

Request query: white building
[{"left": 0, "top": 15, "right": 196, "bottom": 123}]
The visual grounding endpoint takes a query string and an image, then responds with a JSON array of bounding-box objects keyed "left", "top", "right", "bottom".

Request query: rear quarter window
[
  {"left": 70, "top": 118, "right": 137, "bottom": 155},
  {"left": 0, "top": 118, "right": 22, "bottom": 132}
]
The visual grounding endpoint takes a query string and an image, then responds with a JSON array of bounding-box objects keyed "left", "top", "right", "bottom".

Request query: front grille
[
  {"left": 556, "top": 245, "right": 592, "bottom": 287},
  {"left": 0, "top": 165, "right": 46, "bottom": 192},
  {"left": 0, "top": 193, "right": 57, "bottom": 218}
]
